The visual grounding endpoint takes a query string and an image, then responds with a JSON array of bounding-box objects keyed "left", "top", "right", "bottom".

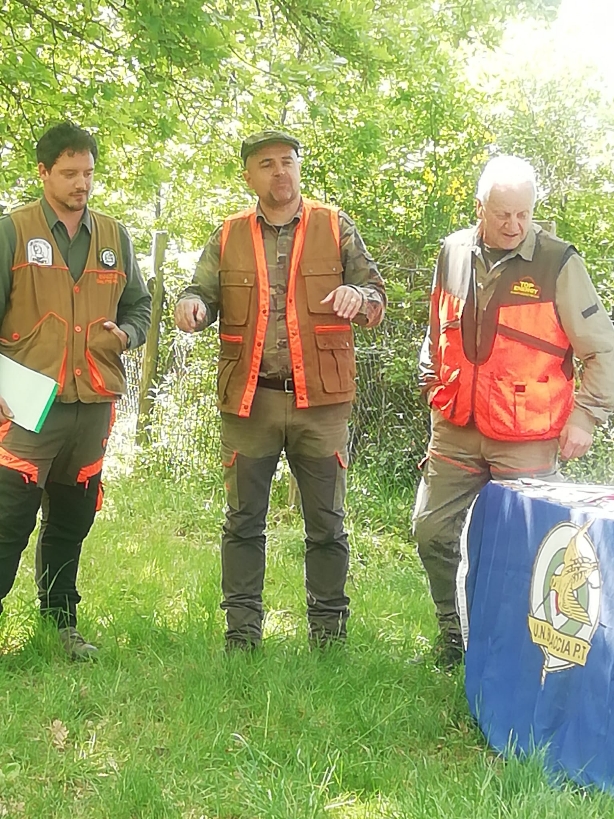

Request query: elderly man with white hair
[{"left": 413, "top": 155, "right": 614, "bottom": 668}]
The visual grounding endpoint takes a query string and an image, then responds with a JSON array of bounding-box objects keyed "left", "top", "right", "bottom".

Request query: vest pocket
[
  {"left": 488, "top": 375, "right": 552, "bottom": 436},
  {"left": 315, "top": 326, "right": 355, "bottom": 393},
  {"left": 220, "top": 271, "right": 255, "bottom": 326},
  {"left": 85, "top": 319, "right": 126, "bottom": 396},
  {"left": 301, "top": 262, "right": 343, "bottom": 314},
  {"left": 0, "top": 312, "right": 68, "bottom": 382},
  {"left": 218, "top": 335, "right": 243, "bottom": 405}
]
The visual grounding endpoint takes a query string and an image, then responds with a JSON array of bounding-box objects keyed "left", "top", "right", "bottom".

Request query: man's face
[
  {"left": 476, "top": 182, "right": 534, "bottom": 250},
  {"left": 38, "top": 150, "right": 95, "bottom": 214},
  {"left": 243, "top": 143, "right": 301, "bottom": 209}
]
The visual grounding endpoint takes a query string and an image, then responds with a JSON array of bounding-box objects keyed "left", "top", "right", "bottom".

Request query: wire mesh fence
[{"left": 114, "top": 267, "right": 433, "bottom": 488}]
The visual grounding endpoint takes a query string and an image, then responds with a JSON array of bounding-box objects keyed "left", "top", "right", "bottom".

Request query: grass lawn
[{"left": 1, "top": 472, "right": 613, "bottom": 818}]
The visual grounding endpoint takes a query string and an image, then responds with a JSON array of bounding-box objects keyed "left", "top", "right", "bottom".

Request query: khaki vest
[
  {"left": 218, "top": 199, "right": 356, "bottom": 416},
  {"left": 0, "top": 200, "right": 127, "bottom": 402}
]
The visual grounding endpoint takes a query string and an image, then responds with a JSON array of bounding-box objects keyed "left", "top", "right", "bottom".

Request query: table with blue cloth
[{"left": 459, "top": 479, "right": 614, "bottom": 793}]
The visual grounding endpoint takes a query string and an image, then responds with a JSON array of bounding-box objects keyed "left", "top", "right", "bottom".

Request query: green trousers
[
  {"left": 413, "top": 409, "right": 559, "bottom": 635},
  {"left": 220, "top": 387, "right": 352, "bottom": 646}
]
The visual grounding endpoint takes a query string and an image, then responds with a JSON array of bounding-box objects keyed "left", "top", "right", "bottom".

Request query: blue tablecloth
[{"left": 461, "top": 480, "right": 614, "bottom": 792}]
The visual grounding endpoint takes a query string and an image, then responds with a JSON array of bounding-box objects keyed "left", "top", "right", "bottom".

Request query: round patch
[{"left": 100, "top": 248, "right": 117, "bottom": 268}]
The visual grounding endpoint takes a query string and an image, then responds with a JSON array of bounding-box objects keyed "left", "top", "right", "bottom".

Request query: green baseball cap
[{"left": 240, "top": 130, "right": 301, "bottom": 165}]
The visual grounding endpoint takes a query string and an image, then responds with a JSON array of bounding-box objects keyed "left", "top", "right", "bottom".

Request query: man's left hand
[
  {"left": 321, "top": 285, "right": 364, "bottom": 320},
  {"left": 103, "top": 320, "right": 129, "bottom": 350},
  {"left": 559, "top": 423, "right": 593, "bottom": 461}
]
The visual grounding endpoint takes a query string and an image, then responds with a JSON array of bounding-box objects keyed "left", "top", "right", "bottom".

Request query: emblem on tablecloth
[{"left": 528, "top": 520, "right": 600, "bottom": 685}]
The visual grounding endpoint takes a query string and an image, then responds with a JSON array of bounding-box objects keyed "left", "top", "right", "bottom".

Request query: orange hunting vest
[
  {"left": 217, "top": 199, "right": 356, "bottom": 417},
  {"left": 430, "top": 231, "right": 576, "bottom": 441}
]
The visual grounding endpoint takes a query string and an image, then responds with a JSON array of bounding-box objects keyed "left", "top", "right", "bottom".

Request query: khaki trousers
[
  {"left": 413, "top": 409, "right": 560, "bottom": 633},
  {"left": 220, "top": 387, "right": 351, "bottom": 646}
]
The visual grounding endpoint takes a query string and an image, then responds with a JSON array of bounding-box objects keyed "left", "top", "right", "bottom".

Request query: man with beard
[
  {"left": 175, "top": 130, "right": 386, "bottom": 650},
  {"left": 0, "top": 122, "right": 151, "bottom": 658}
]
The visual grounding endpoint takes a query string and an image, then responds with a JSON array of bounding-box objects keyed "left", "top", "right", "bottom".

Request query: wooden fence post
[{"left": 136, "top": 230, "right": 168, "bottom": 446}]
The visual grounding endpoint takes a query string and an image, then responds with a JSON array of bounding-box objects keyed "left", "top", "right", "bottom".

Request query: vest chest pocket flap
[
  {"left": 301, "top": 262, "right": 343, "bottom": 314},
  {"left": 220, "top": 271, "right": 256, "bottom": 326}
]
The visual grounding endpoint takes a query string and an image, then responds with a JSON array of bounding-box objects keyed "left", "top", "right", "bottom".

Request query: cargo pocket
[
  {"left": 221, "top": 444, "right": 238, "bottom": 509},
  {"left": 334, "top": 450, "right": 348, "bottom": 511},
  {"left": 220, "top": 271, "right": 255, "bottom": 326},
  {"left": 315, "top": 326, "right": 355, "bottom": 393},
  {"left": 85, "top": 318, "right": 126, "bottom": 396},
  {"left": 488, "top": 375, "right": 552, "bottom": 436},
  {"left": 302, "top": 262, "right": 343, "bottom": 314},
  {"left": 0, "top": 312, "right": 68, "bottom": 382},
  {"left": 218, "top": 335, "right": 243, "bottom": 405}
]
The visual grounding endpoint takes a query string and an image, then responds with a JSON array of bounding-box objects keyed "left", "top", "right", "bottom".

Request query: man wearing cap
[
  {"left": 175, "top": 130, "right": 386, "bottom": 650},
  {"left": 0, "top": 122, "right": 151, "bottom": 659}
]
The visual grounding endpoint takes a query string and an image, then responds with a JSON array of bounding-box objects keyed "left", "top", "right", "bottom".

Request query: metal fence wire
[{"left": 115, "top": 267, "right": 433, "bottom": 487}]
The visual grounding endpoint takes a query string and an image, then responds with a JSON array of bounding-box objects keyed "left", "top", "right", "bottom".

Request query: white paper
[{"left": 0, "top": 354, "right": 58, "bottom": 433}]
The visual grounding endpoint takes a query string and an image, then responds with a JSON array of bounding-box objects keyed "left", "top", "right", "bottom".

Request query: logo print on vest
[
  {"left": 100, "top": 248, "right": 117, "bottom": 268},
  {"left": 528, "top": 520, "right": 600, "bottom": 685},
  {"left": 27, "top": 238, "right": 53, "bottom": 266},
  {"left": 510, "top": 277, "right": 541, "bottom": 299}
]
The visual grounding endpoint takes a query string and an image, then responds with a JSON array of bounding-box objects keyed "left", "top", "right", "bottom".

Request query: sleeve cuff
[
  {"left": 119, "top": 324, "right": 139, "bottom": 351},
  {"left": 567, "top": 407, "right": 597, "bottom": 434}
]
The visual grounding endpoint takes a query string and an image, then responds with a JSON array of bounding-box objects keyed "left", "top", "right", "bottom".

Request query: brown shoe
[{"left": 58, "top": 627, "right": 99, "bottom": 661}]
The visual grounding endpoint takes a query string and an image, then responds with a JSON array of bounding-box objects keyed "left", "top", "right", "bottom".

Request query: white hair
[{"left": 476, "top": 155, "right": 537, "bottom": 204}]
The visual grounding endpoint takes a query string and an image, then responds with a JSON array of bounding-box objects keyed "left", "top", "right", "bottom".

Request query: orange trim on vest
[
  {"left": 11, "top": 262, "right": 69, "bottom": 272},
  {"left": 315, "top": 325, "right": 351, "bottom": 334},
  {"left": 85, "top": 350, "right": 118, "bottom": 397},
  {"left": 81, "top": 268, "right": 127, "bottom": 277},
  {"left": 237, "top": 212, "right": 270, "bottom": 418},
  {"left": 286, "top": 200, "right": 312, "bottom": 408},
  {"left": 220, "top": 333, "right": 243, "bottom": 343}
]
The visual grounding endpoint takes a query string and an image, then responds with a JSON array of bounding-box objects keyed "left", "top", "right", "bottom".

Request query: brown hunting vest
[
  {"left": 218, "top": 199, "right": 356, "bottom": 416},
  {"left": 0, "top": 200, "right": 127, "bottom": 402}
]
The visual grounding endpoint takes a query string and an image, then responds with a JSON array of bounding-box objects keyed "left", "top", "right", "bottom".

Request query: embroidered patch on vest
[
  {"left": 27, "top": 238, "right": 53, "bottom": 266},
  {"left": 100, "top": 248, "right": 117, "bottom": 268},
  {"left": 510, "top": 277, "right": 541, "bottom": 299},
  {"left": 97, "top": 272, "right": 119, "bottom": 285}
]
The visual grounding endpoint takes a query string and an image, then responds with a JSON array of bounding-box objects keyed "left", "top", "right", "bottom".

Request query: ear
[
  {"left": 37, "top": 162, "right": 49, "bottom": 182},
  {"left": 243, "top": 167, "right": 255, "bottom": 192},
  {"left": 475, "top": 198, "right": 484, "bottom": 221}
]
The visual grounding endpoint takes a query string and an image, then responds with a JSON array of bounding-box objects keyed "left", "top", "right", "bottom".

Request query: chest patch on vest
[
  {"left": 510, "top": 277, "right": 541, "bottom": 299},
  {"left": 100, "top": 248, "right": 117, "bottom": 268},
  {"left": 27, "top": 238, "right": 53, "bottom": 266}
]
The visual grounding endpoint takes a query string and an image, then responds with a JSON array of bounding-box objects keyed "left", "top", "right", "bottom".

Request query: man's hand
[
  {"left": 321, "top": 285, "right": 364, "bottom": 320},
  {"left": 103, "top": 321, "right": 129, "bottom": 350},
  {"left": 175, "top": 298, "right": 207, "bottom": 333},
  {"left": 559, "top": 423, "right": 593, "bottom": 461},
  {"left": 0, "top": 395, "right": 13, "bottom": 423}
]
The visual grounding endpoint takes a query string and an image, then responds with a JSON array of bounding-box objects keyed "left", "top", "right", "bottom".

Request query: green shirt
[{"left": 0, "top": 197, "right": 151, "bottom": 350}]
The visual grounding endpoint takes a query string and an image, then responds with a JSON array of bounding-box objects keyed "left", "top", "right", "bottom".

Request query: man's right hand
[
  {"left": 174, "top": 298, "right": 207, "bottom": 333},
  {"left": 0, "top": 395, "right": 14, "bottom": 423}
]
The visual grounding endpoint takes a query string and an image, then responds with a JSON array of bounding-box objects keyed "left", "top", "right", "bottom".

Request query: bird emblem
[{"left": 549, "top": 521, "right": 597, "bottom": 625}]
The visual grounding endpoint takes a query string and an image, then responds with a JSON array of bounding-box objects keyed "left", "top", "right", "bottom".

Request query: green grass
[{"left": 1, "top": 474, "right": 613, "bottom": 818}]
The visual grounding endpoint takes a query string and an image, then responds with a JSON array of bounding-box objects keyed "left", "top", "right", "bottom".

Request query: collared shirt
[
  {"left": 0, "top": 197, "right": 151, "bottom": 350},
  {"left": 420, "top": 223, "right": 614, "bottom": 432},
  {"left": 178, "top": 200, "right": 386, "bottom": 379}
]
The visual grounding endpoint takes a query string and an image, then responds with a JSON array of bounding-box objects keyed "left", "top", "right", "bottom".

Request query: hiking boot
[
  {"left": 58, "top": 627, "right": 99, "bottom": 661},
  {"left": 432, "top": 631, "right": 464, "bottom": 670}
]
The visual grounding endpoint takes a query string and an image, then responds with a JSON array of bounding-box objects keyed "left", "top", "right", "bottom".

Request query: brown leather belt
[{"left": 257, "top": 376, "right": 295, "bottom": 393}]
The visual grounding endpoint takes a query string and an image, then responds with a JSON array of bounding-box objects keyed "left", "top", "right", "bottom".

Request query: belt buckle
[{"left": 283, "top": 378, "right": 293, "bottom": 393}]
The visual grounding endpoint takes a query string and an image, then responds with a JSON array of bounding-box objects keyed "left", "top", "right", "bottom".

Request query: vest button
[
  {"left": 11, "top": 333, "right": 19, "bottom": 340},
  {"left": 75, "top": 325, "right": 82, "bottom": 333},
  {"left": 75, "top": 368, "right": 82, "bottom": 376},
  {"left": 74, "top": 285, "right": 80, "bottom": 293}
]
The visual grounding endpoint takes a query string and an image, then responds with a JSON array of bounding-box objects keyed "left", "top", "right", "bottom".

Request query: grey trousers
[
  {"left": 413, "top": 409, "right": 559, "bottom": 633},
  {"left": 220, "top": 388, "right": 352, "bottom": 645}
]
